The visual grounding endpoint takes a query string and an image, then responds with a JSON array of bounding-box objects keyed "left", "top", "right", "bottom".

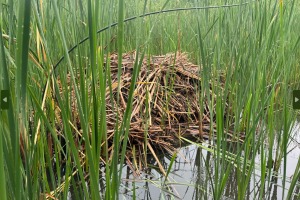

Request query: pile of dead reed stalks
[
  {"left": 105, "top": 52, "right": 211, "bottom": 152},
  {"left": 54, "top": 51, "right": 234, "bottom": 159}
]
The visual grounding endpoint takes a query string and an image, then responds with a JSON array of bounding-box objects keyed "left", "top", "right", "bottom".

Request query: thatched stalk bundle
[{"left": 55, "top": 51, "right": 228, "bottom": 156}]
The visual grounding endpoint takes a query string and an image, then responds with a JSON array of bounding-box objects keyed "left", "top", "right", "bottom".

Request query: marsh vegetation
[{"left": 0, "top": 0, "right": 300, "bottom": 199}]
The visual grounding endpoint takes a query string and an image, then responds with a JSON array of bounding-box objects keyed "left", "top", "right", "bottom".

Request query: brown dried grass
[{"left": 55, "top": 51, "right": 229, "bottom": 158}]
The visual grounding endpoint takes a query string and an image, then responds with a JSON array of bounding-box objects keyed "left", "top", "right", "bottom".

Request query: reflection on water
[
  {"left": 116, "top": 132, "right": 299, "bottom": 199},
  {"left": 67, "top": 125, "right": 300, "bottom": 200},
  {"left": 117, "top": 142, "right": 299, "bottom": 199}
]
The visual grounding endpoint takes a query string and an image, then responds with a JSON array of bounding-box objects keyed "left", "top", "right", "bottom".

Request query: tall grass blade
[{"left": 0, "top": 23, "right": 8, "bottom": 200}]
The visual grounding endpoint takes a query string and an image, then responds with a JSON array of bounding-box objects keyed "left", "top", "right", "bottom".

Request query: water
[
  {"left": 117, "top": 126, "right": 300, "bottom": 199},
  {"left": 66, "top": 124, "right": 300, "bottom": 199}
]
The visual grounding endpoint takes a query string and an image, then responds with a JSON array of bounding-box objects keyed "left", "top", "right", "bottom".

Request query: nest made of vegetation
[
  {"left": 106, "top": 52, "right": 211, "bottom": 149},
  {"left": 55, "top": 51, "right": 227, "bottom": 156}
]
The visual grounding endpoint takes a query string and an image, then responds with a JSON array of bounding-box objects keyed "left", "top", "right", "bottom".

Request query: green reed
[{"left": 0, "top": 0, "right": 300, "bottom": 199}]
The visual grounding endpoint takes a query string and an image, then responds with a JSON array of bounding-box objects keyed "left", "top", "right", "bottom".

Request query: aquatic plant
[{"left": 0, "top": 0, "right": 299, "bottom": 199}]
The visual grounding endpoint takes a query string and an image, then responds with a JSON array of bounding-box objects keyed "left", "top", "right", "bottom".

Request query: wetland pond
[{"left": 66, "top": 123, "right": 300, "bottom": 200}]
